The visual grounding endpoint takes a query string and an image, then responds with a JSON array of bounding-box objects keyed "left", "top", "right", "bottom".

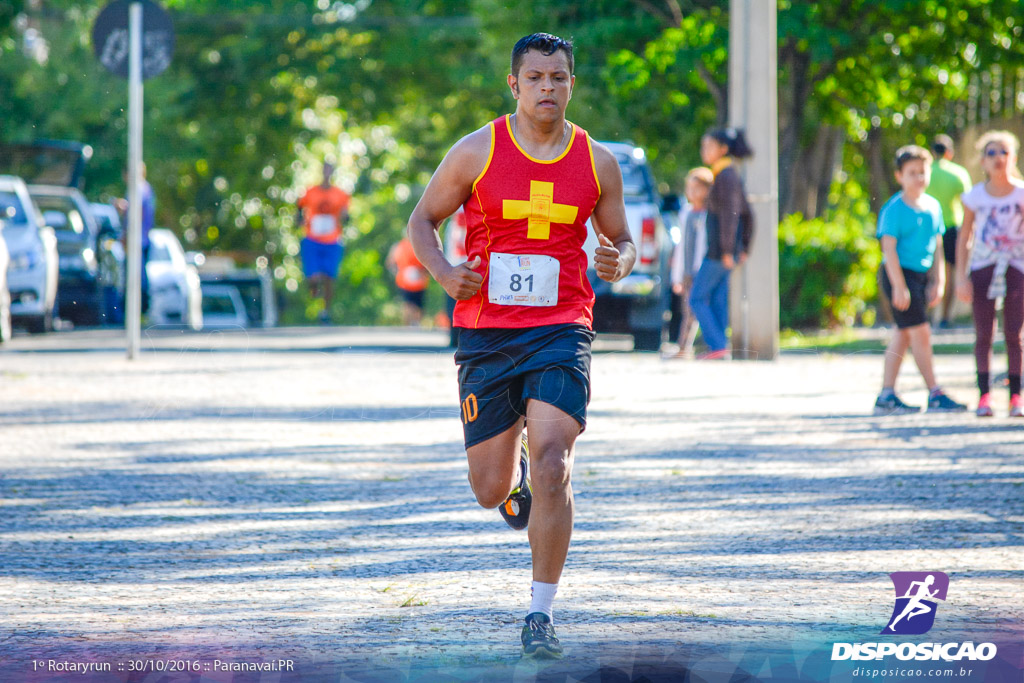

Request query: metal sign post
[
  {"left": 93, "top": 0, "right": 173, "bottom": 359},
  {"left": 125, "top": 0, "right": 143, "bottom": 360}
]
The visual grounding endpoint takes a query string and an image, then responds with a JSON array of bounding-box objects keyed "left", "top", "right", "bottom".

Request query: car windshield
[
  {"left": 203, "top": 293, "right": 238, "bottom": 315},
  {"left": 92, "top": 207, "right": 121, "bottom": 234},
  {"left": 32, "top": 194, "right": 89, "bottom": 239},
  {"left": 615, "top": 153, "right": 651, "bottom": 199},
  {"left": 0, "top": 191, "right": 28, "bottom": 223},
  {"left": 148, "top": 242, "right": 172, "bottom": 262}
]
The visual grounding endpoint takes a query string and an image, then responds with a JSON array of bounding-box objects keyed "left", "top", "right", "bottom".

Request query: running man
[
  {"left": 407, "top": 33, "right": 634, "bottom": 658},
  {"left": 296, "top": 160, "right": 350, "bottom": 323},
  {"left": 888, "top": 574, "right": 940, "bottom": 631}
]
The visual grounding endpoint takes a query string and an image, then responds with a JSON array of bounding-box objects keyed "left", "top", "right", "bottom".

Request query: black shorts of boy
[
  {"left": 454, "top": 323, "right": 596, "bottom": 449},
  {"left": 399, "top": 288, "right": 425, "bottom": 309},
  {"left": 879, "top": 266, "right": 930, "bottom": 329}
]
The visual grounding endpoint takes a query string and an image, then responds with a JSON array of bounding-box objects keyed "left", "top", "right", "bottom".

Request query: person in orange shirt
[
  {"left": 296, "top": 161, "right": 350, "bottom": 323},
  {"left": 386, "top": 237, "right": 429, "bottom": 326}
]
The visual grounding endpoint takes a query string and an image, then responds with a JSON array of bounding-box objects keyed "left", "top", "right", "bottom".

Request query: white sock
[{"left": 529, "top": 581, "right": 558, "bottom": 621}]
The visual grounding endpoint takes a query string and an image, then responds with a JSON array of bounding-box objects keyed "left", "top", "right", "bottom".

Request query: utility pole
[
  {"left": 728, "top": 0, "right": 779, "bottom": 360},
  {"left": 125, "top": 0, "right": 143, "bottom": 359}
]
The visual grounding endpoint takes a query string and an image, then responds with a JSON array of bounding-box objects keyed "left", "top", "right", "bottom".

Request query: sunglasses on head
[{"left": 985, "top": 148, "right": 1009, "bottom": 157}]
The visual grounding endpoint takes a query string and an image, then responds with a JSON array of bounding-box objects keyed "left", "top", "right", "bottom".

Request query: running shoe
[
  {"left": 696, "top": 348, "right": 730, "bottom": 361},
  {"left": 927, "top": 391, "right": 967, "bottom": 413},
  {"left": 1010, "top": 394, "right": 1024, "bottom": 418},
  {"left": 498, "top": 435, "right": 531, "bottom": 531},
  {"left": 976, "top": 393, "right": 994, "bottom": 417},
  {"left": 521, "top": 612, "right": 563, "bottom": 659},
  {"left": 873, "top": 393, "right": 920, "bottom": 416}
]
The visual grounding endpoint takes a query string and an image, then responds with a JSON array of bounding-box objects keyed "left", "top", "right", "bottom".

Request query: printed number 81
[{"left": 510, "top": 274, "right": 533, "bottom": 292}]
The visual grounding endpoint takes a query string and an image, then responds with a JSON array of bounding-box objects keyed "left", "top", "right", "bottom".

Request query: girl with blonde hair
[{"left": 955, "top": 130, "right": 1024, "bottom": 417}]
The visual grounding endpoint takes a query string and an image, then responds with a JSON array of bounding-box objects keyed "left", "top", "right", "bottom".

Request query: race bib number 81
[{"left": 488, "top": 252, "right": 559, "bottom": 307}]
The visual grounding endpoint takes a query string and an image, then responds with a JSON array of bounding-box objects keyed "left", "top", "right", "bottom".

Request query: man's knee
[
  {"left": 467, "top": 459, "right": 518, "bottom": 509},
  {"left": 529, "top": 441, "right": 573, "bottom": 495},
  {"left": 471, "top": 478, "right": 514, "bottom": 509}
]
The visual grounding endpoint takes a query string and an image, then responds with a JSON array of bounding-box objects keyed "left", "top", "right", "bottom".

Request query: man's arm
[
  {"left": 589, "top": 142, "right": 636, "bottom": 283},
  {"left": 407, "top": 127, "right": 491, "bottom": 299}
]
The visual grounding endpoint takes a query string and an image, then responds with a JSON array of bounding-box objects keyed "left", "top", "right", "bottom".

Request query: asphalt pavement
[{"left": 0, "top": 326, "right": 1021, "bottom": 682}]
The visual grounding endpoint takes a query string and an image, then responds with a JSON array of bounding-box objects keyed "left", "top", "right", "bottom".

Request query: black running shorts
[
  {"left": 879, "top": 265, "right": 929, "bottom": 329},
  {"left": 454, "top": 324, "right": 596, "bottom": 449},
  {"left": 942, "top": 225, "right": 959, "bottom": 266}
]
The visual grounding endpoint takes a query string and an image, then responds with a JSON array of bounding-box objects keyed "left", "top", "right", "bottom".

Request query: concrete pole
[
  {"left": 728, "top": 0, "right": 779, "bottom": 360},
  {"left": 126, "top": 0, "right": 143, "bottom": 359}
]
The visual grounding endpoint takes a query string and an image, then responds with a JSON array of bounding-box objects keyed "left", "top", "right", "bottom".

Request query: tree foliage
[{"left": 2, "top": 0, "right": 1022, "bottom": 327}]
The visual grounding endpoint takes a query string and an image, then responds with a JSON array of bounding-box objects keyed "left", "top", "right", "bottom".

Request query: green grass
[{"left": 780, "top": 329, "right": 994, "bottom": 356}]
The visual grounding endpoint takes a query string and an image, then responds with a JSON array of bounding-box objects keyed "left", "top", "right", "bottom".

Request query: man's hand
[
  {"left": 722, "top": 253, "right": 735, "bottom": 270},
  {"left": 440, "top": 255, "right": 484, "bottom": 300},
  {"left": 594, "top": 234, "right": 625, "bottom": 282},
  {"left": 891, "top": 284, "right": 911, "bottom": 311},
  {"left": 926, "top": 280, "right": 943, "bottom": 307}
]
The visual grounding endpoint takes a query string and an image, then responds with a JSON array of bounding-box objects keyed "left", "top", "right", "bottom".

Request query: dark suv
[{"left": 29, "top": 185, "right": 125, "bottom": 326}]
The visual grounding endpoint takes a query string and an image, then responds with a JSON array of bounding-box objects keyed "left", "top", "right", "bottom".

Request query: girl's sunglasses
[{"left": 985, "top": 148, "right": 1010, "bottom": 157}]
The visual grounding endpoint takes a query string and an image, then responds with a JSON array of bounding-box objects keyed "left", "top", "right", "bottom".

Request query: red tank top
[{"left": 453, "top": 115, "right": 601, "bottom": 329}]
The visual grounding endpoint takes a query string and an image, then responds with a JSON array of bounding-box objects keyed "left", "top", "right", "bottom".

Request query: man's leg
[
  {"left": 524, "top": 399, "right": 580, "bottom": 585},
  {"left": 465, "top": 417, "right": 525, "bottom": 510},
  {"left": 941, "top": 260, "right": 956, "bottom": 324},
  {"left": 307, "top": 273, "right": 322, "bottom": 301},
  {"left": 940, "top": 227, "right": 958, "bottom": 325},
  {"left": 322, "top": 275, "right": 335, "bottom": 312}
]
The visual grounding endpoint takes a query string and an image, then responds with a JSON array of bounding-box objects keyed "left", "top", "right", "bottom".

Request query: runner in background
[{"left": 296, "top": 160, "right": 349, "bottom": 324}]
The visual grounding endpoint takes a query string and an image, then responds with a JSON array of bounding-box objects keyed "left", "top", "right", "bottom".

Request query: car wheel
[
  {"left": 632, "top": 328, "right": 663, "bottom": 352},
  {"left": 26, "top": 307, "right": 54, "bottom": 334},
  {"left": 0, "top": 288, "right": 11, "bottom": 343}
]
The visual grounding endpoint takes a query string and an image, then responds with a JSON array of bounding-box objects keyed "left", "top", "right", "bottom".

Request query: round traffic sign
[{"left": 92, "top": 0, "right": 175, "bottom": 80}]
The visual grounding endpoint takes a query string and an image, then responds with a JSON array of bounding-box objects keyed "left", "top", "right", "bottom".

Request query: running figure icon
[{"left": 887, "top": 574, "right": 940, "bottom": 632}]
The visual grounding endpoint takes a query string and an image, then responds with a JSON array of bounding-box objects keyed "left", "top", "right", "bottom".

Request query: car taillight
[{"left": 640, "top": 216, "right": 657, "bottom": 266}]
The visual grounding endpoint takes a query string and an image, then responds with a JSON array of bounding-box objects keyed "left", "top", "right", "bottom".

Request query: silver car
[
  {"left": 146, "top": 228, "right": 202, "bottom": 329},
  {"left": 0, "top": 215, "right": 10, "bottom": 343},
  {"left": 0, "top": 176, "right": 59, "bottom": 334},
  {"left": 583, "top": 142, "right": 672, "bottom": 351}
]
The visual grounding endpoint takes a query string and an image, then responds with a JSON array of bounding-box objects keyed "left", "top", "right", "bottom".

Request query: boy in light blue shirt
[{"left": 874, "top": 145, "right": 967, "bottom": 415}]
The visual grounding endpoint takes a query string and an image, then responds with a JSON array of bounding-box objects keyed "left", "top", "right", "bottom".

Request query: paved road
[{"left": 0, "top": 327, "right": 1021, "bottom": 680}]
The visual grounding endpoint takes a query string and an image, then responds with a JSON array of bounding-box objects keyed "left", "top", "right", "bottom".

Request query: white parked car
[
  {"left": 0, "top": 215, "right": 10, "bottom": 343},
  {"left": 0, "top": 175, "right": 59, "bottom": 334},
  {"left": 146, "top": 228, "right": 202, "bottom": 329}
]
